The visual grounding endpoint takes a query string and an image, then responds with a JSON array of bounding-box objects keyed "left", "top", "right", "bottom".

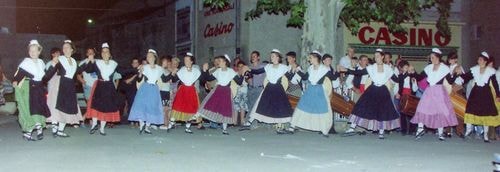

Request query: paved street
[{"left": 0, "top": 117, "right": 498, "bottom": 172}]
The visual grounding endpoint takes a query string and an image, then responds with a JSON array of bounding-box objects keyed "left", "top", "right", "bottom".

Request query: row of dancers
[{"left": 14, "top": 39, "right": 500, "bottom": 143}]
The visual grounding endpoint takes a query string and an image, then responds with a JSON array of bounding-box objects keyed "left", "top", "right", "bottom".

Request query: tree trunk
[{"left": 300, "top": 0, "right": 345, "bottom": 67}]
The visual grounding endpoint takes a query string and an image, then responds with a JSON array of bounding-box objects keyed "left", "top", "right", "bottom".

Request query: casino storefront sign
[{"left": 343, "top": 22, "right": 463, "bottom": 61}]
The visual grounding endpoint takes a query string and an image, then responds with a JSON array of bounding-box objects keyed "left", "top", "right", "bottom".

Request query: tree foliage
[{"left": 203, "top": 0, "right": 453, "bottom": 36}]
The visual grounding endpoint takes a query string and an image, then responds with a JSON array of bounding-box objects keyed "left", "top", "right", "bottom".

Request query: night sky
[{"left": 16, "top": 0, "right": 120, "bottom": 40}]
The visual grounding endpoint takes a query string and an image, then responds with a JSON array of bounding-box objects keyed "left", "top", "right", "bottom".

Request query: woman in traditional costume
[
  {"left": 410, "top": 48, "right": 459, "bottom": 141},
  {"left": 13, "top": 40, "right": 52, "bottom": 141},
  {"left": 245, "top": 49, "right": 293, "bottom": 134},
  {"left": 170, "top": 53, "right": 202, "bottom": 134},
  {"left": 288, "top": 51, "right": 338, "bottom": 137},
  {"left": 344, "top": 49, "right": 400, "bottom": 139},
  {"left": 455, "top": 51, "right": 500, "bottom": 142},
  {"left": 128, "top": 49, "right": 166, "bottom": 134},
  {"left": 84, "top": 43, "right": 121, "bottom": 136},
  {"left": 197, "top": 55, "right": 243, "bottom": 135},
  {"left": 46, "top": 40, "right": 84, "bottom": 138}
]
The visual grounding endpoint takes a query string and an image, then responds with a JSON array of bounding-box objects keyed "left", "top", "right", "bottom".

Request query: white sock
[
  {"left": 92, "top": 118, "right": 98, "bottom": 128},
  {"left": 222, "top": 123, "right": 228, "bottom": 130},
  {"left": 146, "top": 123, "right": 151, "bottom": 131},
  {"left": 379, "top": 129, "right": 384, "bottom": 135},
  {"left": 484, "top": 126, "right": 489, "bottom": 140},
  {"left": 139, "top": 121, "right": 145, "bottom": 130},
  {"left": 186, "top": 123, "right": 191, "bottom": 129},
  {"left": 346, "top": 123, "right": 356, "bottom": 132},
  {"left": 438, "top": 127, "right": 444, "bottom": 136},
  {"left": 52, "top": 122, "right": 58, "bottom": 133},
  {"left": 465, "top": 123, "right": 473, "bottom": 135},
  {"left": 100, "top": 121, "right": 106, "bottom": 133},
  {"left": 58, "top": 122, "right": 66, "bottom": 132}
]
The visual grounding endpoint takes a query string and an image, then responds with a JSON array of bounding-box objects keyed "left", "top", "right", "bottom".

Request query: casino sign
[{"left": 344, "top": 22, "right": 463, "bottom": 60}]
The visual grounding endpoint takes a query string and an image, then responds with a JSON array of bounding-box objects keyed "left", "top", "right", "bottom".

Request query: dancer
[
  {"left": 456, "top": 52, "right": 500, "bottom": 142},
  {"left": 46, "top": 40, "right": 83, "bottom": 138},
  {"left": 13, "top": 40, "right": 51, "bottom": 141},
  {"left": 128, "top": 49, "right": 165, "bottom": 134},
  {"left": 244, "top": 49, "right": 293, "bottom": 134},
  {"left": 83, "top": 43, "right": 121, "bottom": 136},
  {"left": 410, "top": 48, "right": 459, "bottom": 141},
  {"left": 197, "top": 55, "right": 243, "bottom": 134},
  {"left": 170, "top": 52, "right": 202, "bottom": 134},
  {"left": 288, "top": 51, "right": 338, "bottom": 137},
  {"left": 344, "top": 49, "right": 400, "bottom": 139}
]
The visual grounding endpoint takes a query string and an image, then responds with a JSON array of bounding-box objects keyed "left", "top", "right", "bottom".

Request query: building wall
[
  {"left": 469, "top": 0, "right": 500, "bottom": 68},
  {"left": 0, "top": 0, "right": 16, "bottom": 33},
  {"left": 84, "top": 0, "right": 176, "bottom": 66}
]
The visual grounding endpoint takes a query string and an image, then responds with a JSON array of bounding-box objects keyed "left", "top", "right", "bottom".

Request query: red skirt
[
  {"left": 85, "top": 81, "right": 120, "bottom": 122},
  {"left": 171, "top": 84, "right": 199, "bottom": 121}
]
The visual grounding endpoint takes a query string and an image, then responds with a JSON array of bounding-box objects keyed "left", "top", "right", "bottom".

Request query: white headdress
[
  {"left": 148, "top": 49, "right": 157, "bottom": 54},
  {"left": 186, "top": 52, "right": 193, "bottom": 57},
  {"left": 102, "top": 43, "right": 110, "bottom": 48},
  {"left": 431, "top": 48, "right": 442, "bottom": 55},
  {"left": 271, "top": 49, "right": 281, "bottom": 54},
  {"left": 64, "top": 40, "right": 72, "bottom": 44},
  {"left": 29, "top": 40, "right": 40, "bottom": 46},
  {"left": 481, "top": 51, "right": 490, "bottom": 59},
  {"left": 223, "top": 54, "right": 231, "bottom": 63}
]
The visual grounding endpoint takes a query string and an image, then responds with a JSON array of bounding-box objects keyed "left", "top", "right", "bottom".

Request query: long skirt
[
  {"left": 291, "top": 84, "right": 332, "bottom": 134},
  {"left": 411, "top": 85, "right": 458, "bottom": 128},
  {"left": 171, "top": 84, "right": 199, "bottom": 122},
  {"left": 197, "top": 85, "right": 234, "bottom": 124},
  {"left": 85, "top": 81, "right": 120, "bottom": 122},
  {"left": 250, "top": 83, "right": 293, "bottom": 124},
  {"left": 128, "top": 83, "right": 164, "bottom": 124},
  {"left": 464, "top": 84, "right": 500, "bottom": 126},
  {"left": 16, "top": 79, "right": 49, "bottom": 132},
  {"left": 46, "top": 75, "right": 83, "bottom": 124},
  {"left": 349, "top": 85, "right": 400, "bottom": 131}
]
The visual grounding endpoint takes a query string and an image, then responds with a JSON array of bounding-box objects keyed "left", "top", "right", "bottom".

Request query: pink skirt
[{"left": 411, "top": 85, "right": 457, "bottom": 128}]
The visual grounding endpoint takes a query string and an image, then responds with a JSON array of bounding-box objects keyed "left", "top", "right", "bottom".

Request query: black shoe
[
  {"left": 139, "top": 125, "right": 145, "bottom": 135},
  {"left": 415, "top": 129, "right": 425, "bottom": 140},
  {"left": 484, "top": 139, "right": 490, "bottom": 143},
  {"left": 22, "top": 132, "right": 36, "bottom": 141},
  {"left": 378, "top": 134, "right": 385, "bottom": 139},
  {"left": 322, "top": 134, "right": 329, "bottom": 138},
  {"left": 185, "top": 129, "right": 193, "bottom": 134},
  {"left": 239, "top": 126, "right": 251, "bottom": 131},
  {"left": 89, "top": 125, "right": 99, "bottom": 135},
  {"left": 144, "top": 130, "right": 152, "bottom": 135},
  {"left": 438, "top": 135, "right": 445, "bottom": 141},
  {"left": 99, "top": 130, "right": 107, "bottom": 136},
  {"left": 222, "top": 130, "right": 229, "bottom": 135},
  {"left": 36, "top": 132, "right": 44, "bottom": 140},
  {"left": 56, "top": 131, "right": 70, "bottom": 138}
]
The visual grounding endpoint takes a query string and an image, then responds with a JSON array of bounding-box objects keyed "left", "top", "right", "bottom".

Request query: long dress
[
  {"left": 348, "top": 64, "right": 400, "bottom": 131},
  {"left": 170, "top": 66, "right": 202, "bottom": 122},
  {"left": 410, "top": 63, "right": 458, "bottom": 128},
  {"left": 128, "top": 64, "right": 165, "bottom": 125},
  {"left": 249, "top": 64, "right": 293, "bottom": 123},
  {"left": 197, "top": 68, "right": 241, "bottom": 124},
  {"left": 458, "top": 66, "right": 500, "bottom": 126},
  {"left": 46, "top": 56, "right": 83, "bottom": 124},
  {"left": 14, "top": 58, "right": 51, "bottom": 132},
  {"left": 291, "top": 65, "right": 336, "bottom": 134},
  {"left": 84, "top": 59, "right": 121, "bottom": 122}
]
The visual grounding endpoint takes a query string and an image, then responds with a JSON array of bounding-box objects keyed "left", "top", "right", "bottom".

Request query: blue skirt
[{"left": 128, "top": 83, "right": 164, "bottom": 124}]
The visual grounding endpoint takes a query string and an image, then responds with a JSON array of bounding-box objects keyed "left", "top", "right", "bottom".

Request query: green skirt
[{"left": 15, "top": 79, "right": 46, "bottom": 132}]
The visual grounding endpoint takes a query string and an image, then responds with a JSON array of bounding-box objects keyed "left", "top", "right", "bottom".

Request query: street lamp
[{"left": 87, "top": 19, "right": 93, "bottom": 24}]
